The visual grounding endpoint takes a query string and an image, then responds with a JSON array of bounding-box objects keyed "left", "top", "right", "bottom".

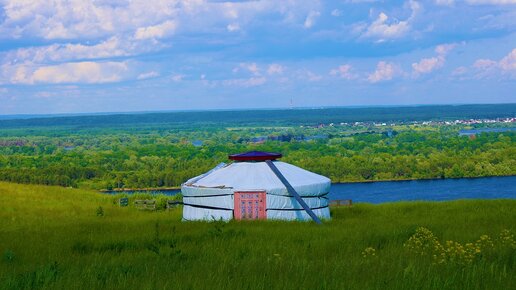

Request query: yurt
[{"left": 181, "top": 151, "right": 331, "bottom": 222}]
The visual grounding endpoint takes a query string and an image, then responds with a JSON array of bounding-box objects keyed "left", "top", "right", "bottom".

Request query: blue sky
[{"left": 0, "top": 0, "right": 515, "bottom": 115}]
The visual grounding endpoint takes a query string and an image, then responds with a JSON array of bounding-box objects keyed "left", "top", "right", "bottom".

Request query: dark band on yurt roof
[{"left": 228, "top": 151, "right": 282, "bottom": 161}]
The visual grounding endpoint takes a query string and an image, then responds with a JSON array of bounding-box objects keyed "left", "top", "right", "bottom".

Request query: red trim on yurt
[{"left": 228, "top": 151, "right": 282, "bottom": 161}]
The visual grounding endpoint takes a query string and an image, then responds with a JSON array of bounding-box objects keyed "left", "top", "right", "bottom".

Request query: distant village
[
  {"left": 305, "top": 117, "right": 516, "bottom": 128},
  {"left": 191, "top": 117, "right": 516, "bottom": 146}
]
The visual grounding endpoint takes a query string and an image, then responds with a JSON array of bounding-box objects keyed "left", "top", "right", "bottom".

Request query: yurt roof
[{"left": 183, "top": 161, "right": 330, "bottom": 197}]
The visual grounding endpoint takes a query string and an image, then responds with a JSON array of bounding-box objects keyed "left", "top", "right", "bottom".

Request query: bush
[
  {"left": 111, "top": 192, "right": 182, "bottom": 210},
  {"left": 96, "top": 206, "right": 104, "bottom": 217}
]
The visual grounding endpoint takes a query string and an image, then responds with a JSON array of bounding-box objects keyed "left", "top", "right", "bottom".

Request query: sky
[{"left": 0, "top": 0, "right": 515, "bottom": 115}]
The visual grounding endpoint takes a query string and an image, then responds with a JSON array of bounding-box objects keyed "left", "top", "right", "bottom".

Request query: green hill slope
[{"left": 1, "top": 182, "right": 515, "bottom": 290}]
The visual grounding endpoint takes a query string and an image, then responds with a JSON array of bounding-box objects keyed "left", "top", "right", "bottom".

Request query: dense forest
[{"left": 0, "top": 115, "right": 514, "bottom": 190}]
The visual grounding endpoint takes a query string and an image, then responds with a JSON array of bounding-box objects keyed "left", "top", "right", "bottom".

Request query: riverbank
[
  {"left": 99, "top": 176, "right": 516, "bottom": 205},
  {"left": 99, "top": 186, "right": 181, "bottom": 193},
  {"left": 100, "top": 174, "right": 516, "bottom": 193},
  {"left": 1, "top": 182, "right": 515, "bottom": 289}
]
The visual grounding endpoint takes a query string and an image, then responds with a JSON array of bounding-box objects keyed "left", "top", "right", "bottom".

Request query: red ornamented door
[{"left": 234, "top": 191, "right": 266, "bottom": 220}]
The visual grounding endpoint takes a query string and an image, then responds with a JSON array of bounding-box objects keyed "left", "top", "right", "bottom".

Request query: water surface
[
  {"left": 329, "top": 176, "right": 516, "bottom": 203},
  {"left": 104, "top": 176, "right": 516, "bottom": 204}
]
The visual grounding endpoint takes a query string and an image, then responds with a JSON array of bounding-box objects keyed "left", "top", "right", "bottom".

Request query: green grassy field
[{"left": 1, "top": 182, "right": 515, "bottom": 290}]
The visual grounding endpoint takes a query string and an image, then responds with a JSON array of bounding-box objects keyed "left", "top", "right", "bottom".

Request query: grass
[{"left": 0, "top": 181, "right": 515, "bottom": 290}]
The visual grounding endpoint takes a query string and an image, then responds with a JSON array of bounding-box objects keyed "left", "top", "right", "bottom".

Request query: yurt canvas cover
[{"left": 181, "top": 152, "right": 331, "bottom": 221}]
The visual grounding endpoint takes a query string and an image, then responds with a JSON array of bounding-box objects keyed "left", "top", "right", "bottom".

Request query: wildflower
[
  {"left": 498, "top": 229, "right": 516, "bottom": 248},
  {"left": 476, "top": 235, "right": 494, "bottom": 250},
  {"left": 362, "top": 247, "right": 376, "bottom": 258},
  {"left": 404, "top": 227, "right": 441, "bottom": 256}
]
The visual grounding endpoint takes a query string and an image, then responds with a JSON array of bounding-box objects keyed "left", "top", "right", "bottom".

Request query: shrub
[{"left": 96, "top": 206, "right": 104, "bottom": 217}]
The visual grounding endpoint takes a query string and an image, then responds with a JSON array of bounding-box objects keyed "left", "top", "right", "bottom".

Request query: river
[
  {"left": 330, "top": 176, "right": 516, "bottom": 203},
  {"left": 103, "top": 176, "right": 516, "bottom": 204}
]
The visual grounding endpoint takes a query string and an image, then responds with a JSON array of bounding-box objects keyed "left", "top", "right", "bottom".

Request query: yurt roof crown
[{"left": 228, "top": 151, "right": 282, "bottom": 162}]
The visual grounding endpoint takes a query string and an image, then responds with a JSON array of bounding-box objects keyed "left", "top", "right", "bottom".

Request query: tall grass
[{"left": 0, "top": 182, "right": 514, "bottom": 290}]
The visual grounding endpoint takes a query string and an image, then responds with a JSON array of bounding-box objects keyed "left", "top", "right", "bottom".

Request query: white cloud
[
  {"left": 435, "top": 0, "right": 455, "bottom": 6},
  {"left": 134, "top": 21, "right": 176, "bottom": 40},
  {"left": 267, "top": 64, "right": 284, "bottom": 75},
  {"left": 466, "top": 0, "right": 516, "bottom": 5},
  {"left": 499, "top": 48, "right": 516, "bottom": 71},
  {"left": 238, "top": 63, "right": 260, "bottom": 76},
  {"left": 2, "top": 36, "right": 155, "bottom": 65},
  {"left": 171, "top": 74, "right": 185, "bottom": 82},
  {"left": 223, "top": 77, "right": 266, "bottom": 87},
  {"left": 1, "top": 0, "right": 179, "bottom": 40},
  {"left": 331, "top": 9, "right": 342, "bottom": 17},
  {"left": 436, "top": 0, "right": 516, "bottom": 6},
  {"left": 471, "top": 48, "right": 516, "bottom": 79},
  {"left": 304, "top": 11, "right": 321, "bottom": 28},
  {"left": 298, "top": 69, "right": 323, "bottom": 82},
  {"left": 137, "top": 71, "right": 159, "bottom": 80},
  {"left": 362, "top": 0, "right": 420, "bottom": 42},
  {"left": 1, "top": 61, "right": 130, "bottom": 84},
  {"left": 452, "top": 66, "right": 468, "bottom": 76},
  {"left": 435, "top": 43, "right": 456, "bottom": 55},
  {"left": 367, "top": 61, "right": 401, "bottom": 83},
  {"left": 227, "top": 23, "right": 241, "bottom": 32},
  {"left": 329, "top": 64, "right": 357, "bottom": 80},
  {"left": 473, "top": 59, "right": 498, "bottom": 69},
  {"left": 412, "top": 57, "right": 443, "bottom": 75},
  {"left": 411, "top": 43, "right": 456, "bottom": 76}
]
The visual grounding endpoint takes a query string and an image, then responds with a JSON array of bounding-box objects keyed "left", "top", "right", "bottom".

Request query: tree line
[{"left": 0, "top": 126, "right": 514, "bottom": 189}]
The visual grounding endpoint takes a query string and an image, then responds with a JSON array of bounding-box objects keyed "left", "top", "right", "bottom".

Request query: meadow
[{"left": 1, "top": 181, "right": 515, "bottom": 290}]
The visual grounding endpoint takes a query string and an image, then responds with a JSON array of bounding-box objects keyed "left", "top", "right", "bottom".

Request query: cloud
[
  {"left": 237, "top": 62, "right": 260, "bottom": 76},
  {"left": 304, "top": 11, "right": 320, "bottom": 28},
  {"left": 2, "top": 36, "right": 157, "bottom": 65},
  {"left": 267, "top": 64, "right": 284, "bottom": 75},
  {"left": 0, "top": 1, "right": 179, "bottom": 40},
  {"left": 134, "top": 21, "right": 177, "bottom": 40},
  {"left": 435, "top": 0, "right": 455, "bottom": 6},
  {"left": 362, "top": 0, "right": 420, "bottom": 42},
  {"left": 137, "top": 71, "right": 160, "bottom": 80},
  {"left": 329, "top": 64, "right": 357, "bottom": 80},
  {"left": 466, "top": 0, "right": 516, "bottom": 5},
  {"left": 435, "top": 0, "right": 516, "bottom": 5},
  {"left": 367, "top": 61, "right": 401, "bottom": 82},
  {"left": 472, "top": 48, "right": 516, "bottom": 79},
  {"left": 297, "top": 69, "right": 323, "bottom": 81},
  {"left": 171, "top": 74, "right": 185, "bottom": 82},
  {"left": 223, "top": 77, "right": 266, "bottom": 87},
  {"left": 412, "top": 43, "right": 456, "bottom": 76},
  {"left": 499, "top": 48, "right": 516, "bottom": 70},
  {"left": 412, "top": 57, "right": 443, "bottom": 75},
  {"left": 435, "top": 43, "right": 456, "bottom": 55},
  {"left": 452, "top": 66, "right": 468, "bottom": 76},
  {"left": 227, "top": 23, "right": 241, "bottom": 32},
  {"left": 1, "top": 61, "right": 130, "bottom": 84},
  {"left": 331, "top": 9, "right": 342, "bottom": 17}
]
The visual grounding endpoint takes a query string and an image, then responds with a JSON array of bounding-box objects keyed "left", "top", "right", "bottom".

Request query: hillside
[{"left": 1, "top": 182, "right": 515, "bottom": 289}]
